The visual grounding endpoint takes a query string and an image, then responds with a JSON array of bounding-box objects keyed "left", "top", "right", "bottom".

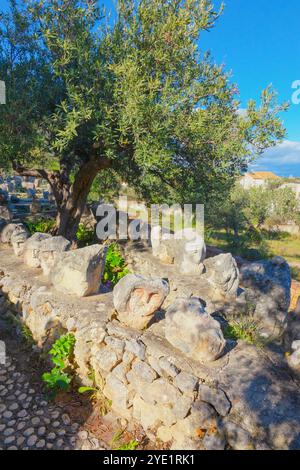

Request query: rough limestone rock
[
  {"left": 203, "top": 253, "right": 239, "bottom": 299},
  {"left": 11, "top": 229, "right": 30, "bottom": 256},
  {"left": 151, "top": 227, "right": 206, "bottom": 274},
  {"left": 113, "top": 274, "right": 169, "bottom": 329},
  {"left": 1, "top": 223, "right": 25, "bottom": 244},
  {"left": 50, "top": 244, "right": 107, "bottom": 297},
  {"left": 165, "top": 297, "right": 226, "bottom": 362},
  {"left": 23, "top": 232, "right": 52, "bottom": 268},
  {"left": 240, "top": 256, "right": 291, "bottom": 338},
  {"left": 286, "top": 340, "right": 300, "bottom": 374},
  {"left": 0, "top": 205, "right": 12, "bottom": 221},
  {"left": 39, "top": 236, "right": 71, "bottom": 275},
  {"left": 175, "top": 229, "right": 206, "bottom": 275}
]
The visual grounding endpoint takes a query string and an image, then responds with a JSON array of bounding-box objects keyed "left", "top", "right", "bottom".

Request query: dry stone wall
[{"left": 1, "top": 223, "right": 300, "bottom": 450}]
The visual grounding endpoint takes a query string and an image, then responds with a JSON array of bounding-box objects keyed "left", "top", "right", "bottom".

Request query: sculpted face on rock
[
  {"left": 113, "top": 274, "right": 169, "bottom": 329},
  {"left": 203, "top": 253, "right": 239, "bottom": 300},
  {"left": 1, "top": 223, "right": 26, "bottom": 244},
  {"left": 11, "top": 230, "right": 30, "bottom": 256},
  {"left": 151, "top": 227, "right": 206, "bottom": 275},
  {"left": 23, "top": 232, "right": 52, "bottom": 268},
  {"left": 165, "top": 297, "right": 226, "bottom": 363},
  {"left": 39, "top": 236, "right": 71, "bottom": 275}
]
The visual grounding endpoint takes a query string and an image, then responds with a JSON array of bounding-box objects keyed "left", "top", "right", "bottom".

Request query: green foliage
[
  {"left": 110, "top": 429, "right": 139, "bottom": 450},
  {"left": 21, "top": 324, "right": 34, "bottom": 345},
  {"left": 206, "top": 182, "right": 300, "bottom": 261},
  {"left": 76, "top": 223, "right": 95, "bottom": 247},
  {"left": 42, "top": 333, "right": 75, "bottom": 393},
  {"left": 78, "top": 368, "right": 112, "bottom": 415},
  {"left": 0, "top": 0, "right": 287, "bottom": 240},
  {"left": 223, "top": 316, "right": 267, "bottom": 348},
  {"left": 116, "top": 440, "right": 139, "bottom": 451},
  {"left": 103, "top": 243, "right": 129, "bottom": 287},
  {"left": 26, "top": 218, "right": 55, "bottom": 235}
]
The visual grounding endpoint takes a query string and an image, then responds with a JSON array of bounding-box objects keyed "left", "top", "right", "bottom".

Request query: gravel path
[{"left": 0, "top": 353, "right": 107, "bottom": 450}]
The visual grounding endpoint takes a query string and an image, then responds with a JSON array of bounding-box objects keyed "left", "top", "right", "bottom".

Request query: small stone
[
  {"left": 31, "top": 417, "right": 40, "bottom": 426},
  {"left": 198, "top": 384, "right": 231, "bottom": 417},
  {"left": 78, "top": 430, "right": 88, "bottom": 440},
  {"left": 125, "top": 339, "right": 146, "bottom": 359},
  {"left": 17, "top": 410, "right": 27, "bottom": 418},
  {"left": 47, "top": 432, "right": 56, "bottom": 440},
  {"left": 7, "top": 420, "right": 16, "bottom": 426},
  {"left": 158, "top": 357, "right": 180, "bottom": 377},
  {"left": 17, "top": 436, "right": 25, "bottom": 446},
  {"left": 52, "top": 420, "right": 60, "bottom": 428},
  {"left": 18, "top": 393, "right": 27, "bottom": 401},
  {"left": 8, "top": 403, "right": 18, "bottom": 411},
  {"left": 27, "top": 435, "right": 38, "bottom": 447},
  {"left": 4, "top": 436, "right": 15, "bottom": 445},
  {"left": 24, "top": 427, "right": 34, "bottom": 437},
  {"left": 36, "top": 439, "right": 45, "bottom": 448},
  {"left": 174, "top": 372, "right": 199, "bottom": 393},
  {"left": 56, "top": 438, "right": 64, "bottom": 448},
  {"left": 0, "top": 424, "right": 5, "bottom": 431},
  {"left": 131, "top": 360, "right": 157, "bottom": 383},
  {"left": 51, "top": 410, "right": 59, "bottom": 419},
  {"left": 104, "top": 336, "right": 125, "bottom": 353},
  {"left": 17, "top": 421, "right": 26, "bottom": 431},
  {"left": 3, "top": 410, "right": 13, "bottom": 418},
  {"left": 37, "top": 426, "right": 46, "bottom": 436},
  {"left": 4, "top": 427, "right": 14, "bottom": 436},
  {"left": 62, "top": 413, "right": 70, "bottom": 426},
  {"left": 92, "top": 346, "right": 119, "bottom": 372}
]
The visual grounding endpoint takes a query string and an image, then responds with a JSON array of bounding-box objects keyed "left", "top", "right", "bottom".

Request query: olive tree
[{"left": 0, "top": 0, "right": 287, "bottom": 240}]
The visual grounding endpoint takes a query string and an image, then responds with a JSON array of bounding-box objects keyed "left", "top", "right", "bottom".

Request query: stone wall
[{"left": 1, "top": 243, "right": 300, "bottom": 450}]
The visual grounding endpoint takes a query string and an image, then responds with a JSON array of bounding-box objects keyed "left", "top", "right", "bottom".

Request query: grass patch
[
  {"left": 223, "top": 317, "right": 267, "bottom": 348},
  {"left": 206, "top": 229, "right": 300, "bottom": 280}
]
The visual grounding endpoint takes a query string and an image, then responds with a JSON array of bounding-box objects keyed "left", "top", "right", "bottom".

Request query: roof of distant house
[{"left": 243, "top": 171, "right": 280, "bottom": 180}]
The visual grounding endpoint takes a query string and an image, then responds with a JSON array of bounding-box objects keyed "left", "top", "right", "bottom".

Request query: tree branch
[{"left": 12, "top": 163, "right": 51, "bottom": 181}]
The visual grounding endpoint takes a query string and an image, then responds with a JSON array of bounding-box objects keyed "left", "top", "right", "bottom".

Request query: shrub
[
  {"left": 76, "top": 223, "right": 95, "bottom": 247},
  {"left": 223, "top": 316, "right": 267, "bottom": 348},
  {"left": 42, "top": 333, "right": 76, "bottom": 394},
  {"left": 26, "top": 218, "right": 55, "bottom": 235},
  {"left": 103, "top": 243, "right": 130, "bottom": 288}
]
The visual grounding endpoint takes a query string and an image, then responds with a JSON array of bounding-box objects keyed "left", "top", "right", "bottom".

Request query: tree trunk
[
  {"left": 53, "top": 157, "right": 111, "bottom": 241},
  {"left": 14, "top": 154, "right": 111, "bottom": 242}
]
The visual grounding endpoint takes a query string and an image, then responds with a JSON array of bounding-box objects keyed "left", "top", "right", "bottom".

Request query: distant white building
[{"left": 239, "top": 171, "right": 280, "bottom": 189}]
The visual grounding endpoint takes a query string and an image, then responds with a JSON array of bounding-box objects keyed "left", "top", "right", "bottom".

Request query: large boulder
[
  {"left": 203, "top": 253, "right": 239, "bottom": 300},
  {"left": 0, "top": 223, "right": 27, "bottom": 244},
  {"left": 165, "top": 297, "right": 226, "bottom": 362},
  {"left": 151, "top": 227, "right": 206, "bottom": 275},
  {"left": 39, "top": 236, "right": 71, "bottom": 275},
  {"left": 240, "top": 256, "right": 291, "bottom": 338},
  {"left": 23, "top": 232, "right": 52, "bottom": 268},
  {"left": 50, "top": 244, "right": 107, "bottom": 297},
  {"left": 113, "top": 274, "right": 169, "bottom": 329},
  {"left": 11, "top": 229, "right": 30, "bottom": 256}
]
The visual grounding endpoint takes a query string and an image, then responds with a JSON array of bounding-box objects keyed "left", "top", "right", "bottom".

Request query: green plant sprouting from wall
[
  {"left": 78, "top": 368, "right": 112, "bottom": 416},
  {"left": 102, "top": 243, "right": 130, "bottom": 288},
  {"left": 42, "top": 333, "right": 76, "bottom": 394}
]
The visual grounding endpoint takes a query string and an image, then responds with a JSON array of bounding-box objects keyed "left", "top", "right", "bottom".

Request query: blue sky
[{"left": 2, "top": 0, "right": 300, "bottom": 176}]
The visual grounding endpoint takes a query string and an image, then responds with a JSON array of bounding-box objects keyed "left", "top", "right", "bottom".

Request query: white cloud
[{"left": 250, "top": 140, "right": 300, "bottom": 176}]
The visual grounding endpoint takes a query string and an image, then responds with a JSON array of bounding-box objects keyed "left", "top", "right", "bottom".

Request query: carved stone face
[{"left": 128, "top": 288, "right": 163, "bottom": 317}]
